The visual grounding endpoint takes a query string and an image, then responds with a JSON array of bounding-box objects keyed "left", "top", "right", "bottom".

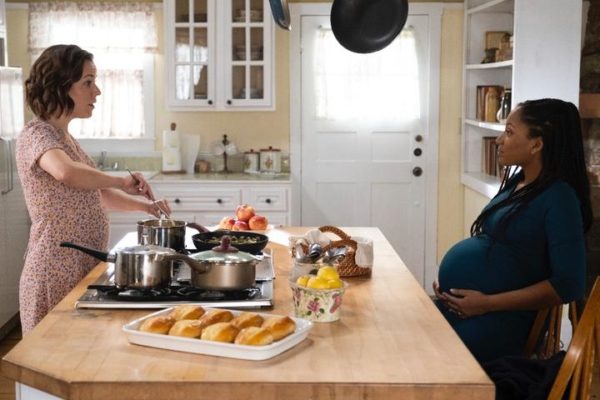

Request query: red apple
[
  {"left": 248, "top": 214, "right": 268, "bottom": 230},
  {"left": 218, "top": 216, "right": 236, "bottom": 230},
  {"left": 231, "top": 220, "right": 249, "bottom": 231},
  {"left": 235, "top": 204, "right": 256, "bottom": 222}
]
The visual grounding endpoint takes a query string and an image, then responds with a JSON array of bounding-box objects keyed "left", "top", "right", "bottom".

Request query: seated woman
[{"left": 434, "top": 98, "right": 593, "bottom": 363}]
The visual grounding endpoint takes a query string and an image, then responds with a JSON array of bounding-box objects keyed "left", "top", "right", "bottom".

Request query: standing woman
[
  {"left": 434, "top": 98, "right": 593, "bottom": 363},
  {"left": 16, "top": 44, "right": 170, "bottom": 334}
]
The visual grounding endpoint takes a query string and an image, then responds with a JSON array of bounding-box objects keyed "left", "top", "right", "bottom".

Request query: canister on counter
[
  {"left": 244, "top": 149, "right": 260, "bottom": 173},
  {"left": 260, "top": 146, "right": 281, "bottom": 173}
]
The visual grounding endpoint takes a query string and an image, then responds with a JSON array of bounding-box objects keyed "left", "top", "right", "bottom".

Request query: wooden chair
[
  {"left": 524, "top": 301, "right": 578, "bottom": 360},
  {"left": 547, "top": 276, "right": 600, "bottom": 400}
]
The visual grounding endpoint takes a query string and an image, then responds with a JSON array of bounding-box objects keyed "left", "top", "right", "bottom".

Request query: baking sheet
[{"left": 123, "top": 307, "right": 312, "bottom": 360}]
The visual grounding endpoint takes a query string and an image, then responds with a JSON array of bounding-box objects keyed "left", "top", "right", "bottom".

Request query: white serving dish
[{"left": 123, "top": 307, "right": 313, "bottom": 360}]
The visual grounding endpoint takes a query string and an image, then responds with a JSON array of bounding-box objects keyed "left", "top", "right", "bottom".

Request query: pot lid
[
  {"left": 191, "top": 236, "right": 257, "bottom": 264},
  {"left": 118, "top": 244, "right": 176, "bottom": 256}
]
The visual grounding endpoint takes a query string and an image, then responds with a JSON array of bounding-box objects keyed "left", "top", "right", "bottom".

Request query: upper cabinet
[
  {"left": 461, "top": 0, "right": 582, "bottom": 198},
  {"left": 164, "top": 0, "right": 275, "bottom": 111},
  {"left": 0, "top": 0, "right": 7, "bottom": 66}
]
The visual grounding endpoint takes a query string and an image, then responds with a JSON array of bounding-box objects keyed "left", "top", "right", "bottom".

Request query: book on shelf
[
  {"left": 482, "top": 136, "right": 500, "bottom": 177},
  {"left": 476, "top": 85, "right": 504, "bottom": 122}
]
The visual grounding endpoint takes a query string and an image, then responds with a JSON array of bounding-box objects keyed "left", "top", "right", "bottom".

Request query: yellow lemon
[
  {"left": 317, "top": 265, "right": 339, "bottom": 281},
  {"left": 327, "top": 278, "right": 343, "bottom": 289},
  {"left": 306, "top": 276, "right": 330, "bottom": 290},
  {"left": 296, "top": 275, "right": 310, "bottom": 287}
]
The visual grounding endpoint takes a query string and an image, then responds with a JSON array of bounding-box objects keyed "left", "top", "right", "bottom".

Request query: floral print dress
[{"left": 16, "top": 119, "right": 109, "bottom": 334}]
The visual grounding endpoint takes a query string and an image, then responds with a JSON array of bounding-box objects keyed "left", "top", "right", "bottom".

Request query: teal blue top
[{"left": 437, "top": 175, "right": 586, "bottom": 362}]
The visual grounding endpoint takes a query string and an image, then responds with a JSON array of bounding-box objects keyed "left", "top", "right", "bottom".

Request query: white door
[{"left": 298, "top": 11, "right": 437, "bottom": 285}]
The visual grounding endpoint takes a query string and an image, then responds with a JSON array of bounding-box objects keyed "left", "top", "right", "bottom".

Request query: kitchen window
[
  {"left": 313, "top": 26, "right": 420, "bottom": 125},
  {"left": 28, "top": 2, "right": 158, "bottom": 153}
]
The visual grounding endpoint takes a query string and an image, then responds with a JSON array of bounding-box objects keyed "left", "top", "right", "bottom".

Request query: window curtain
[
  {"left": 313, "top": 27, "right": 420, "bottom": 124},
  {"left": 28, "top": 2, "right": 158, "bottom": 138}
]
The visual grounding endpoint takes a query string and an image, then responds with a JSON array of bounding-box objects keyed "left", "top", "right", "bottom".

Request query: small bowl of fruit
[{"left": 289, "top": 265, "right": 347, "bottom": 323}]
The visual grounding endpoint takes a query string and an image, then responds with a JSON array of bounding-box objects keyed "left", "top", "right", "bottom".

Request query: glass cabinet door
[
  {"left": 227, "top": 0, "right": 270, "bottom": 106},
  {"left": 172, "top": 0, "right": 213, "bottom": 104}
]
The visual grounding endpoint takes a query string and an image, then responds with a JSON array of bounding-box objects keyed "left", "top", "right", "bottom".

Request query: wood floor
[
  {"left": 0, "top": 326, "right": 20, "bottom": 400},
  {"left": 0, "top": 323, "right": 598, "bottom": 400}
]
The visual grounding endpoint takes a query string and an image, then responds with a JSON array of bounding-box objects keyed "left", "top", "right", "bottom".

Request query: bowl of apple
[{"left": 289, "top": 266, "right": 347, "bottom": 322}]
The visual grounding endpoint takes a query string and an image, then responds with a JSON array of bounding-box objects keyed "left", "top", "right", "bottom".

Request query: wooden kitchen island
[{"left": 1, "top": 227, "right": 494, "bottom": 400}]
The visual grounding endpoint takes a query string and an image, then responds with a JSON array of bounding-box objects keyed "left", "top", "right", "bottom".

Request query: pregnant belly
[{"left": 438, "top": 236, "right": 490, "bottom": 294}]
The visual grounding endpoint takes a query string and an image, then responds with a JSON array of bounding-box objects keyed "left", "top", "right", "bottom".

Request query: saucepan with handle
[
  {"left": 137, "top": 219, "right": 209, "bottom": 250},
  {"left": 60, "top": 242, "right": 209, "bottom": 290}
]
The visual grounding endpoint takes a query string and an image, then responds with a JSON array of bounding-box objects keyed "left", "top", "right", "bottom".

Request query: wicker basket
[{"left": 317, "top": 226, "right": 372, "bottom": 278}]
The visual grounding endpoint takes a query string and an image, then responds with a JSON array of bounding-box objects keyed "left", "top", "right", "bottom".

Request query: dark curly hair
[
  {"left": 471, "top": 98, "right": 593, "bottom": 239},
  {"left": 25, "top": 44, "right": 94, "bottom": 120}
]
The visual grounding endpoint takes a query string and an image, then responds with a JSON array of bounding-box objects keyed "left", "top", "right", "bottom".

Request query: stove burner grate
[{"left": 87, "top": 283, "right": 261, "bottom": 302}]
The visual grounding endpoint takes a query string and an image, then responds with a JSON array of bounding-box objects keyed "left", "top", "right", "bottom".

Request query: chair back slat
[{"left": 548, "top": 277, "right": 600, "bottom": 400}]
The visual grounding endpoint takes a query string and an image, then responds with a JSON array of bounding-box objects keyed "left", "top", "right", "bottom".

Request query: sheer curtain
[
  {"left": 29, "top": 2, "right": 158, "bottom": 138},
  {"left": 314, "top": 27, "right": 420, "bottom": 123}
]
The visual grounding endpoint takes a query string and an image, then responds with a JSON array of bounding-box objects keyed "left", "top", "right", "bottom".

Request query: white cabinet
[
  {"left": 0, "top": 139, "right": 29, "bottom": 336},
  {"left": 461, "top": 0, "right": 582, "bottom": 198},
  {"left": 0, "top": 0, "right": 7, "bottom": 66},
  {"left": 164, "top": 0, "right": 275, "bottom": 111},
  {"left": 107, "top": 180, "right": 291, "bottom": 248}
]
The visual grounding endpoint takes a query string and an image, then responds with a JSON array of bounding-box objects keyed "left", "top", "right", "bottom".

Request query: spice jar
[
  {"left": 244, "top": 149, "right": 260, "bottom": 173},
  {"left": 260, "top": 146, "right": 282, "bottom": 173}
]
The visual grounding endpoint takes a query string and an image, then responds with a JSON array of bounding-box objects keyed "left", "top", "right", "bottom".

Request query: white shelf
[
  {"left": 465, "top": 60, "right": 513, "bottom": 70},
  {"left": 465, "top": 119, "right": 506, "bottom": 132},
  {"left": 461, "top": 172, "right": 502, "bottom": 199},
  {"left": 467, "top": 0, "right": 513, "bottom": 15}
]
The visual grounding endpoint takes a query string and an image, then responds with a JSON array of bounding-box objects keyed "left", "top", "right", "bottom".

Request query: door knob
[
  {"left": 412, "top": 167, "right": 423, "bottom": 177},
  {"left": 413, "top": 148, "right": 422, "bottom": 156},
  {"left": 415, "top": 134, "right": 423, "bottom": 142}
]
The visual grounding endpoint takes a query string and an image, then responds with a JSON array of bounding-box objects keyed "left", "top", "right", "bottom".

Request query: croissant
[
  {"left": 168, "top": 319, "right": 204, "bottom": 338},
  {"left": 231, "top": 312, "right": 264, "bottom": 330},
  {"left": 234, "top": 326, "right": 274, "bottom": 346},
  {"left": 139, "top": 316, "right": 176, "bottom": 335},
  {"left": 169, "top": 305, "right": 205, "bottom": 321},
  {"left": 201, "top": 322, "right": 239, "bottom": 343},
  {"left": 262, "top": 316, "right": 296, "bottom": 341}
]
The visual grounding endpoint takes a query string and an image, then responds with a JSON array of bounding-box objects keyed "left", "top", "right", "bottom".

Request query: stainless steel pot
[
  {"left": 186, "top": 236, "right": 259, "bottom": 290},
  {"left": 137, "top": 219, "right": 208, "bottom": 250},
  {"left": 60, "top": 242, "right": 208, "bottom": 290}
]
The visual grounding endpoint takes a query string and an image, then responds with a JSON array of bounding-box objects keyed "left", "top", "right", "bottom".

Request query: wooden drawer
[
  {"left": 244, "top": 187, "right": 288, "bottom": 212},
  {"left": 157, "top": 188, "right": 242, "bottom": 212}
]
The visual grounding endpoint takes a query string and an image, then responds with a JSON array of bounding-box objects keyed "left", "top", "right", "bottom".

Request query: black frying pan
[
  {"left": 330, "top": 0, "right": 409, "bottom": 54},
  {"left": 192, "top": 230, "right": 269, "bottom": 254}
]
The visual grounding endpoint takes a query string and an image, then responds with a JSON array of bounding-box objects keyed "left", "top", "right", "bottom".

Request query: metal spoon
[{"left": 127, "top": 169, "right": 169, "bottom": 220}]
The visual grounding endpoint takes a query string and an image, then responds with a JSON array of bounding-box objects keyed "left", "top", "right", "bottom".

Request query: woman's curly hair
[{"left": 25, "top": 44, "right": 93, "bottom": 120}]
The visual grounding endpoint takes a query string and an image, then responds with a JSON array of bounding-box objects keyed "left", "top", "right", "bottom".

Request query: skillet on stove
[{"left": 192, "top": 230, "right": 268, "bottom": 254}]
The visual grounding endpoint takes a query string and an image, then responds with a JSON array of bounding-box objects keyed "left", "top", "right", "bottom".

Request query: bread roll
[
  {"left": 198, "top": 309, "right": 234, "bottom": 330},
  {"left": 234, "top": 326, "right": 274, "bottom": 346},
  {"left": 139, "top": 316, "right": 175, "bottom": 335},
  {"left": 169, "top": 305, "right": 205, "bottom": 321},
  {"left": 262, "top": 316, "right": 296, "bottom": 341},
  {"left": 231, "top": 312, "right": 264, "bottom": 330},
  {"left": 168, "top": 319, "right": 204, "bottom": 338},
  {"left": 201, "top": 322, "right": 239, "bottom": 343}
]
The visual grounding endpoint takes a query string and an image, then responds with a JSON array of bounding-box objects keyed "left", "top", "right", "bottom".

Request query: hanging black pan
[
  {"left": 269, "top": 0, "right": 291, "bottom": 30},
  {"left": 330, "top": 0, "right": 409, "bottom": 54}
]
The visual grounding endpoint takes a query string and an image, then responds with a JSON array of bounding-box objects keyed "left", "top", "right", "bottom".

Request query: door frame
[{"left": 289, "top": 2, "right": 442, "bottom": 288}]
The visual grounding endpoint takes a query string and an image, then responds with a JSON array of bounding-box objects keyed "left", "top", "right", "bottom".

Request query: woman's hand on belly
[{"left": 440, "top": 288, "right": 492, "bottom": 318}]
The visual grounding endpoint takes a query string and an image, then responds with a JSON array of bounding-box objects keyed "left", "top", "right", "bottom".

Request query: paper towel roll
[
  {"left": 162, "top": 129, "right": 182, "bottom": 171},
  {"left": 181, "top": 133, "right": 201, "bottom": 174}
]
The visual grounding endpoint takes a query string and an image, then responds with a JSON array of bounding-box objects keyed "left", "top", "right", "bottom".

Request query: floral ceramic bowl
[{"left": 289, "top": 280, "right": 347, "bottom": 322}]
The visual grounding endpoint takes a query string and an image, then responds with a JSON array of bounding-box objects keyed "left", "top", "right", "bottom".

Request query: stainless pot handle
[{"left": 163, "top": 254, "right": 210, "bottom": 274}]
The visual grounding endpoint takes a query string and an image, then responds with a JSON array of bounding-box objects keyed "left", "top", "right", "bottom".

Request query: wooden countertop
[{"left": 1, "top": 227, "right": 494, "bottom": 400}]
